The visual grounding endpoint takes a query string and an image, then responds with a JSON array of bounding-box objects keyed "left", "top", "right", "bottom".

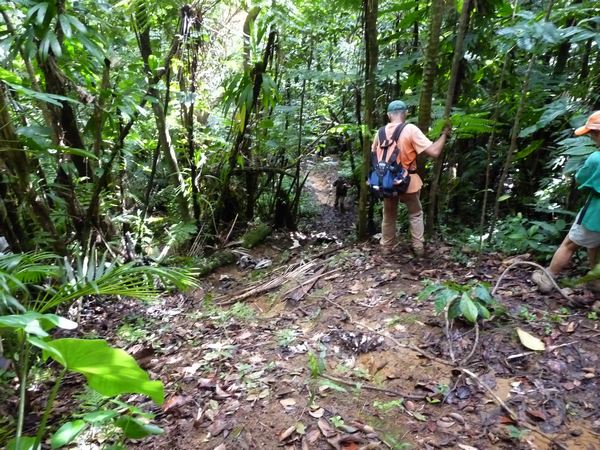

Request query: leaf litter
[{"left": 32, "top": 161, "right": 600, "bottom": 450}]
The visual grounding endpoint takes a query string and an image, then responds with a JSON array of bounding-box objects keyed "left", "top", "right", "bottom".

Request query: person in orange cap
[{"left": 532, "top": 111, "right": 600, "bottom": 296}]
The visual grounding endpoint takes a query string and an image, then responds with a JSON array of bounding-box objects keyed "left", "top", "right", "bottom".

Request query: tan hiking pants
[{"left": 381, "top": 191, "right": 424, "bottom": 250}]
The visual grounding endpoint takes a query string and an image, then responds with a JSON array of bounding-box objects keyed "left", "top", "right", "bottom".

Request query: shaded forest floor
[{"left": 18, "top": 158, "right": 600, "bottom": 450}]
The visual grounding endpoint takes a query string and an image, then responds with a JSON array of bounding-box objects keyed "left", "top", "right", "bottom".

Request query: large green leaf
[
  {"left": 37, "top": 263, "right": 198, "bottom": 312},
  {"left": 417, "top": 282, "right": 444, "bottom": 301},
  {"left": 470, "top": 285, "right": 493, "bottom": 304},
  {"left": 51, "top": 420, "right": 87, "bottom": 449},
  {"left": 115, "top": 416, "right": 164, "bottom": 439},
  {"left": 6, "top": 436, "right": 39, "bottom": 450},
  {"left": 0, "top": 312, "right": 77, "bottom": 337},
  {"left": 82, "top": 410, "right": 119, "bottom": 424},
  {"left": 41, "top": 339, "right": 164, "bottom": 404},
  {"left": 433, "top": 289, "right": 459, "bottom": 313},
  {"left": 459, "top": 293, "right": 478, "bottom": 323}
]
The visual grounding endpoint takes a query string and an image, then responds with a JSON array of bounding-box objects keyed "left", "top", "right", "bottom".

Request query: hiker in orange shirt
[{"left": 372, "top": 100, "right": 450, "bottom": 256}]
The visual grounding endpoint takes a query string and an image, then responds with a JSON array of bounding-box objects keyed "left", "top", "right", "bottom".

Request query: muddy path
[
  {"left": 18, "top": 158, "right": 600, "bottom": 450},
  {"left": 299, "top": 157, "right": 357, "bottom": 242}
]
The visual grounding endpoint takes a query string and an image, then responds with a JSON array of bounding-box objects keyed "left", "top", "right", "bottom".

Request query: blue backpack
[{"left": 368, "top": 123, "right": 411, "bottom": 198}]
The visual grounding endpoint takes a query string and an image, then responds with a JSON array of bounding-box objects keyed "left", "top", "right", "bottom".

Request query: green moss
[
  {"left": 241, "top": 223, "right": 271, "bottom": 249},
  {"left": 196, "top": 251, "right": 237, "bottom": 277}
]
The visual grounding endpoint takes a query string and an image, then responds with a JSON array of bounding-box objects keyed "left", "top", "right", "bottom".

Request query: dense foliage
[
  {"left": 1, "top": 0, "right": 599, "bottom": 257},
  {"left": 1, "top": 0, "right": 600, "bottom": 447}
]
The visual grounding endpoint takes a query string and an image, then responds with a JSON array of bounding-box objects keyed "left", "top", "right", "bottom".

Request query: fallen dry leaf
[
  {"left": 301, "top": 436, "right": 310, "bottom": 450},
  {"left": 306, "top": 428, "right": 321, "bottom": 444},
  {"left": 327, "top": 435, "right": 366, "bottom": 450},
  {"left": 215, "top": 384, "right": 232, "bottom": 399},
  {"left": 516, "top": 328, "right": 545, "bottom": 351},
  {"left": 559, "top": 321, "right": 578, "bottom": 334},
  {"left": 449, "top": 412, "right": 465, "bottom": 424},
  {"left": 279, "top": 424, "right": 296, "bottom": 442},
  {"left": 162, "top": 395, "right": 190, "bottom": 413},
  {"left": 207, "top": 419, "right": 228, "bottom": 436},
  {"left": 526, "top": 408, "right": 547, "bottom": 421},
  {"left": 279, "top": 398, "right": 297, "bottom": 408},
  {"left": 436, "top": 418, "right": 455, "bottom": 428},
  {"left": 318, "top": 418, "right": 337, "bottom": 438},
  {"left": 309, "top": 407, "right": 324, "bottom": 418}
]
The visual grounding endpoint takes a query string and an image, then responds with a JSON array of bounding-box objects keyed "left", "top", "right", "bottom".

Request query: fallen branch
[
  {"left": 313, "top": 242, "right": 351, "bottom": 260},
  {"left": 492, "top": 261, "right": 570, "bottom": 301},
  {"left": 320, "top": 373, "right": 427, "bottom": 400},
  {"left": 217, "top": 262, "right": 317, "bottom": 305},
  {"left": 459, "top": 368, "right": 553, "bottom": 443},
  {"left": 282, "top": 266, "right": 337, "bottom": 301},
  {"left": 459, "top": 368, "right": 518, "bottom": 421},
  {"left": 506, "top": 341, "right": 578, "bottom": 360}
]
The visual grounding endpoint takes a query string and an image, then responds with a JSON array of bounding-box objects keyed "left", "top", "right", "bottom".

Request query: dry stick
[
  {"left": 223, "top": 213, "right": 238, "bottom": 245},
  {"left": 506, "top": 341, "right": 577, "bottom": 360},
  {"left": 281, "top": 268, "right": 339, "bottom": 298},
  {"left": 217, "top": 262, "right": 316, "bottom": 305},
  {"left": 492, "top": 261, "right": 571, "bottom": 301},
  {"left": 313, "top": 241, "right": 351, "bottom": 260},
  {"left": 444, "top": 302, "right": 456, "bottom": 364},
  {"left": 459, "top": 321, "right": 479, "bottom": 366},
  {"left": 320, "top": 373, "right": 426, "bottom": 400},
  {"left": 459, "top": 368, "right": 553, "bottom": 443}
]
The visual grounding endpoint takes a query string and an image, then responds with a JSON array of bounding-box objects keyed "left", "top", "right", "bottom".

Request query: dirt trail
[
  {"left": 44, "top": 160, "right": 600, "bottom": 450},
  {"left": 301, "top": 157, "right": 356, "bottom": 241}
]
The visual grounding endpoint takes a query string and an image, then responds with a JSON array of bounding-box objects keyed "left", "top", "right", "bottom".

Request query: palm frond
[{"left": 35, "top": 263, "right": 199, "bottom": 313}]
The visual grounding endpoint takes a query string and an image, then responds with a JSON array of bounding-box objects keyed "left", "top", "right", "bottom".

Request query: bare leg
[{"left": 547, "top": 235, "right": 580, "bottom": 276}]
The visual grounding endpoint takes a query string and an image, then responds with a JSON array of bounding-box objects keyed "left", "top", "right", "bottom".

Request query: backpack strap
[
  {"left": 372, "top": 127, "right": 387, "bottom": 167},
  {"left": 390, "top": 122, "right": 406, "bottom": 142},
  {"left": 387, "top": 123, "right": 406, "bottom": 164},
  {"left": 577, "top": 193, "right": 593, "bottom": 225},
  {"left": 374, "top": 124, "right": 407, "bottom": 164}
]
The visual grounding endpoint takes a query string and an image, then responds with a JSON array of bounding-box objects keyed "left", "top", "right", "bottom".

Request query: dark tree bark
[
  {"left": 0, "top": 83, "right": 65, "bottom": 253},
  {"left": 357, "top": 0, "right": 378, "bottom": 240},
  {"left": 426, "top": 0, "right": 471, "bottom": 236},
  {"left": 417, "top": 0, "right": 444, "bottom": 131},
  {"left": 136, "top": 10, "right": 191, "bottom": 223}
]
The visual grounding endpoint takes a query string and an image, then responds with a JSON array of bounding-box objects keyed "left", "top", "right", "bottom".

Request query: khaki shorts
[{"left": 568, "top": 213, "right": 600, "bottom": 248}]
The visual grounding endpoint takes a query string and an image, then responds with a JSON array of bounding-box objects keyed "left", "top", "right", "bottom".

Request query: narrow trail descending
[
  {"left": 58, "top": 159, "right": 600, "bottom": 450},
  {"left": 301, "top": 157, "right": 356, "bottom": 242}
]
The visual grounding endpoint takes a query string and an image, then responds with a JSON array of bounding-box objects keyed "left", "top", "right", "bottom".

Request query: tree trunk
[
  {"left": 489, "top": 1, "right": 555, "bottom": 239},
  {"left": 0, "top": 84, "right": 65, "bottom": 254},
  {"left": 136, "top": 18, "right": 191, "bottom": 223},
  {"left": 579, "top": 38, "right": 592, "bottom": 81},
  {"left": 417, "top": 0, "right": 444, "bottom": 131},
  {"left": 552, "top": 17, "right": 575, "bottom": 76},
  {"left": 426, "top": 0, "right": 471, "bottom": 237},
  {"left": 357, "top": 0, "right": 378, "bottom": 240}
]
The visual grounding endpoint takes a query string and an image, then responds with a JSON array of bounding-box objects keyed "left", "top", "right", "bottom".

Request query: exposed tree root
[
  {"left": 492, "top": 261, "right": 571, "bottom": 301},
  {"left": 459, "top": 368, "right": 554, "bottom": 444}
]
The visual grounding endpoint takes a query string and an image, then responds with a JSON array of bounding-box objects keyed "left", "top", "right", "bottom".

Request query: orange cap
[{"left": 575, "top": 110, "right": 600, "bottom": 136}]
